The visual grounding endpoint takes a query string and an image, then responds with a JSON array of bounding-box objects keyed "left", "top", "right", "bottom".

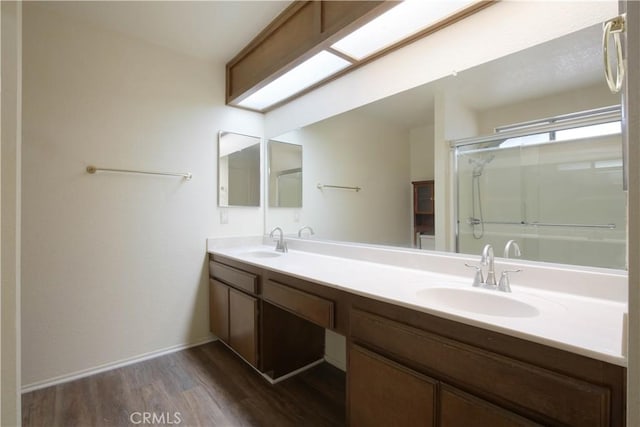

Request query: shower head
[{"left": 469, "top": 154, "right": 495, "bottom": 176}]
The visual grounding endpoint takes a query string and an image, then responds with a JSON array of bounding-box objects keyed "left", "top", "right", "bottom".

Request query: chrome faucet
[
  {"left": 503, "top": 240, "right": 521, "bottom": 259},
  {"left": 467, "top": 243, "right": 523, "bottom": 292},
  {"left": 269, "top": 227, "right": 288, "bottom": 253},
  {"left": 297, "top": 225, "right": 315, "bottom": 238},
  {"left": 500, "top": 240, "right": 522, "bottom": 292},
  {"left": 481, "top": 244, "right": 497, "bottom": 287}
]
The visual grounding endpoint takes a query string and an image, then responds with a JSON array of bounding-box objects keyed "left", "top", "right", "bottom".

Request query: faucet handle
[
  {"left": 464, "top": 263, "right": 484, "bottom": 287},
  {"left": 498, "top": 269, "right": 522, "bottom": 293}
]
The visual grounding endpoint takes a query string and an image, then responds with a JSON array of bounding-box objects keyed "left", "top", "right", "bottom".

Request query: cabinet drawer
[
  {"left": 263, "top": 279, "right": 334, "bottom": 328},
  {"left": 440, "top": 384, "right": 541, "bottom": 427},
  {"left": 210, "top": 261, "right": 258, "bottom": 294},
  {"left": 350, "top": 309, "right": 611, "bottom": 427}
]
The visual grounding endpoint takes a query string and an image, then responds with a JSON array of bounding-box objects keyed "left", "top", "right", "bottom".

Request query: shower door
[{"left": 455, "top": 108, "right": 626, "bottom": 269}]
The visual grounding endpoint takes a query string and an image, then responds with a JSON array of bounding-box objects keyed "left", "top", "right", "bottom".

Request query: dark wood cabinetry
[
  {"left": 263, "top": 279, "right": 335, "bottom": 329},
  {"left": 440, "top": 385, "right": 540, "bottom": 427},
  {"left": 208, "top": 265, "right": 259, "bottom": 368},
  {"left": 208, "top": 253, "right": 626, "bottom": 425},
  {"left": 348, "top": 344, "right": 437, "bottom": 426},
  {"left": 349, "top": 307, "right": 620, "bottom": 426},
  {"left": 228, "top": 288, "right": 259, "bottom": 366},
  {"left": 209, "top": 254, "right": 326, "bottom": 379},
  {"left": 413, "top": 180, "right": 435, "bottom": 243},
  {"left": 209, "top": 279, "right": 229, "bottom": 343},
  {"left": 347, "top": 343, "right": 539, "bottom": 427}
]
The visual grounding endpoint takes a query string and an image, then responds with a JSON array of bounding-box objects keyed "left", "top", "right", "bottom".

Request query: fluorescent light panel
[
  {"left": 236, "top": 51, "right": 351, "bottom": 111},
  {"left": 332, "top": 0, "right": 478, "bottom": 61}
]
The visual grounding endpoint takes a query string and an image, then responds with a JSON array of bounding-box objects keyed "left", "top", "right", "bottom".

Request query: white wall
[
  {"left": 21, "top": 5, "right": 263, "bottom": 389},
  {"left": 477, "top": 83, "right": 619, "bottom": 134},
  {"left": 266, "top": 111, "right": 411, "bottom": 247},
  {"left": 409, "top": 124, "right": 435, "bottom": 182},
  {"left": 434, "top": 93, "right": 479, "bottom": 251},
  {"left": 1, "top": 1, "right": 22, "bottom": 423}
]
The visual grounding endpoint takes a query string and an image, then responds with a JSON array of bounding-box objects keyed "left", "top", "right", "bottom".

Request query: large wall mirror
[
  {"left": 268, "top": 140, "right": 302, "bottom": 208},
  {"left": 265, "top": 23, "right": 626, "bottom": 270},
  {"left": 218, "top": 131, "right": 261, "bottom": 207}
]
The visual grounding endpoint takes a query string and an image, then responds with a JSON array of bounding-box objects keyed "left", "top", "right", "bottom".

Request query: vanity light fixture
[
  {"left": 331, "top": 0, "right": 479, "bottom": 61},
  {"left": 226, "top": 0, "right": 492, "bottom": 112},
  {"left": 236, "top": 50, "right": 351, "bottom": 111}
]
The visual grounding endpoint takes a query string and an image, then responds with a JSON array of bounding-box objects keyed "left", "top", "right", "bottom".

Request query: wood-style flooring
[{"left": 22, "top": 341, "right": 346, "bottom": 427}]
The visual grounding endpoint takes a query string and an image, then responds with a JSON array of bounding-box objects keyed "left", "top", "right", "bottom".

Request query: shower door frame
[{"left": 450, "top": 105, "right": 622, "bottom": 255}]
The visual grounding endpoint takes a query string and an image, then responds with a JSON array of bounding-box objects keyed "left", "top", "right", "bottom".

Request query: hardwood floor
[{"left": 22, "top": 341, "right": 346, "bottom": 427}]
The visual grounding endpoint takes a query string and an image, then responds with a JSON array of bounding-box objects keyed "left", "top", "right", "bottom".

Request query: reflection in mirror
[
  {"left": 218, "top": 131, "right": 261, "bottom": 207},
  {"left": 454, "top": 107, "right": 624, "bottom": 269},
  {"left": 269, "top": 140, "right": 302, "bottom": 208},
  {"left": 266, "top": 23, "right": 626, "bottom": 270}
]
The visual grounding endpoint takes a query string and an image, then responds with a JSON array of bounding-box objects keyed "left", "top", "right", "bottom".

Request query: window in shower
[{"left": 454, "top": 106, "right": 625, "bottom": 269}]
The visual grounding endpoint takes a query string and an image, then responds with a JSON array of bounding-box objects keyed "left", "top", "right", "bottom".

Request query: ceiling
[
  {"left": 37, "top": 1, "right": 292, "bottom": 63},
  {"left": 356, "top": 23, "right": 604, "bottom": 130}
]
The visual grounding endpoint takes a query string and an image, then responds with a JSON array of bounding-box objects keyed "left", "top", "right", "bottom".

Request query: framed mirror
[
  {"left": 218, "top": 131, "right": 261, "bottom": 207},
  {"left": 268, "top": 140, "right": 302, "bottom": 208}
]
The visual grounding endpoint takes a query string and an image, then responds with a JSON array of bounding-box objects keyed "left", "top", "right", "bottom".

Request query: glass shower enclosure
[{"left": 453, "top": 106, "right": 626, "bottom": 270}]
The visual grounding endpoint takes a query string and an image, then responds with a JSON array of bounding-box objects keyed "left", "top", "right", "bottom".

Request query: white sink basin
[
  {"left": 416, "top": 287, "right": 540, "bottom": 318},
  {"left": 241, "top": 250, "right": 283, "bottom": 259}
]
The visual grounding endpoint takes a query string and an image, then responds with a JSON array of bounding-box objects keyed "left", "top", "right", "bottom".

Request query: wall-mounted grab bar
[
  {"left": 317, "top": 183, "right": 361, "bottom": 192},
  {"left": 86, "top": 165, "right": 192, "bottom": 181},
  {"left": 467, "top": 218, "right": 616, "bottom": 229}
]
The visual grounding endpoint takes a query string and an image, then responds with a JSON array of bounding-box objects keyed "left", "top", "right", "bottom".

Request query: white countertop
[{"left": 207, "top": 237, "right": 628, "bottom": 367}]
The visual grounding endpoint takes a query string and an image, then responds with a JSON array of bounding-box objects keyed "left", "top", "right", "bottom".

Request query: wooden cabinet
[
  {"left": 440, "top": 385, "right": 540, "bottom": 427},
  {"left": 229, "top": 288, "right": 259, "bottom": 366},
  {"left": 263, "top": 279, "right": 334, "bottom": 329},
  {"left": 348, "top": 344, "right": 437, "bottom": 426},
  {"left": 413, "top": 180, "right": 435, "bottom": 243},
  {"left": 347, "top": 344, "right": 538, "bottom": 427},
  {"left": 209, "top": 279, "right": 229, "bottom": 343},
  {"left": 209, "top": 262, "right": 260, "bottom": 368},
  {"left": 209, "top": 255, "right": 326, "bottom": 379},
  {"left": 208, "top": 254, "right": 625, "bottom": 425},
  {"left": 349, "top": 308, "right": 620, "bottom": 426}
]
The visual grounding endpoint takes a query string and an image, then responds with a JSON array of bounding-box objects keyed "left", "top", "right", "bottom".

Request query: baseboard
[
  {"left": 21, "top": 335, "right": 217, "bottom": 393},
  {"left": 263, "top": 359, "right": 325, "bottom": 384},
  {"left": 324, "top": 353, "right": 346, "bottom": 372}
]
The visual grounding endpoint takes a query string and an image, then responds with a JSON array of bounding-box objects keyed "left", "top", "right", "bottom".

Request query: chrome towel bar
[
  {"left": 86, "top": 165, "right": 192, "bottom": 181},
  {"left": 317, "top": 183, "right": 361, "bottom": 192}
]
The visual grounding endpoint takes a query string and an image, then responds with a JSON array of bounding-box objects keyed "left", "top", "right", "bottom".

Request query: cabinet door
[
  {"left": 229, "top": 288, "right": 259, "bottom": 367},
  {"left": 414, "top": 181, "right": 434, "bottom": 214},
  {"left": 348, "top": 344, "right": 436, "bottom": 427},
  {"left": 439, "top": 385, "right": 541, "bottom": 427},
  {"left": 209, "top": 279, "right": 229, "bottom": 343}
]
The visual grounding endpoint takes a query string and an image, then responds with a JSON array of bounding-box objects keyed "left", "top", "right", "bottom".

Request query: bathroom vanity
[{"left": 207, "top": 238, "right": 627, "bottom": 426}]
